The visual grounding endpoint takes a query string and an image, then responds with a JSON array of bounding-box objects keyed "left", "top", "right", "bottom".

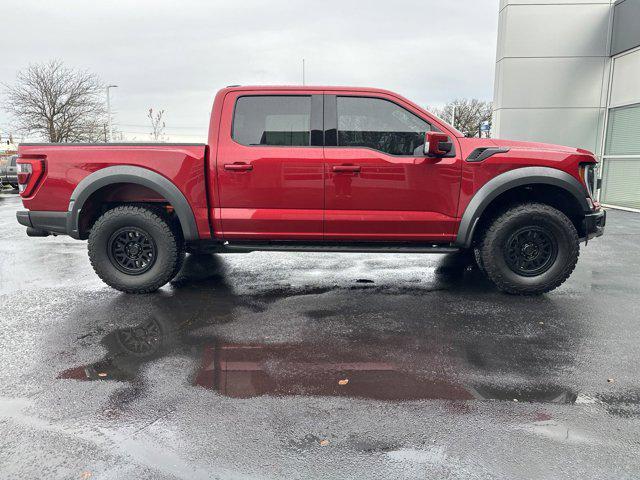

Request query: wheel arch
[
  {"left": 455, "top": 167, "right": 590, "bottom": 248},
  {"left": 68, "top": 165, "right": 199, "bottom": 241}
]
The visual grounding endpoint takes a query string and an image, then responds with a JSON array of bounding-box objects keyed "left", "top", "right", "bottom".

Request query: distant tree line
[
  {"left": 2, "top": 60, "right": 167, "bottom": 143},
  {"left": 430, "top": 98, "right": 493, "bottom": 138}
]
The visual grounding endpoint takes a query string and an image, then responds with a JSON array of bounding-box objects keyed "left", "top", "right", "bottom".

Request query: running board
[{"left": 219, "top": 242, "right": 460, "bottom": 254}]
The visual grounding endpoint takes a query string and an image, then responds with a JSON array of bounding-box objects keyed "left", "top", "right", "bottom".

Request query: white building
[{"left": 493, "top": 0, "right": 640, "bottom": 210}]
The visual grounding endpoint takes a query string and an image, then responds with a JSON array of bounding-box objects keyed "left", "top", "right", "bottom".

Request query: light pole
[
  {"left": 302, "top": 58, "right": 305, "bottom": 86},
  {"left": 106, "top": 85, "right": 118, "bottom": 142}
]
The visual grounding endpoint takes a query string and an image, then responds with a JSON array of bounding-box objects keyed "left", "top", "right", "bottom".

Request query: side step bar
[{"left": 217, "top": 242, "right": 461, "bottom": 254}]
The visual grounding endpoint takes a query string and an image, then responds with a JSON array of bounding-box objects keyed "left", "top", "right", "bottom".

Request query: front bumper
[{"left": 582, "top": 209, "right": 606, "bottom": 242}]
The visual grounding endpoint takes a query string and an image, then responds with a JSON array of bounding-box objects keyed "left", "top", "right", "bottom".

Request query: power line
[
  {"left": 118, "top": 123, "right": 205, "bottom": 130},
  {"left": 118, "top": 130, "right": 205, "bottom": 136}
]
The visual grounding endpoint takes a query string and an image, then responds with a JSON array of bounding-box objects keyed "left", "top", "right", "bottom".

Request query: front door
[
  {"left": 216, "top": 92, "right": 324, "bottom": 240},
  {"left": 323, "top": 94, "right": 461, "bottom": 242}
]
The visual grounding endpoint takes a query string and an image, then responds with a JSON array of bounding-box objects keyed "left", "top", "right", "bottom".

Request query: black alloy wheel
[
  {"left": 504, "top": 226, "right": 558, "bottom": 277},
  {"left": 88, "top": 205, "right": 184, "bottom": 293},
  {"left": 478, "top": 203, "right": 579, "bottom": 295},
  {"left": 108, "top": 227, "right": 158, "bottom": 275}
]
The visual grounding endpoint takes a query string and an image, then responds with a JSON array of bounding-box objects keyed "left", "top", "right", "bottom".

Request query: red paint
[
  {"left": 18, "top": 144, "right": 211, "bottom": 238},
  {"left": 18, "top": 86, "right": 598, "bottom": 243},
  {"left": 457, "top": 138, "right": 597, "bottom": 218},
  {"left": 426, "top": 131, "right": 451, "bottom": 156},
  {"left": 215, "top": 89, "right": 324, "bottom": 239}
]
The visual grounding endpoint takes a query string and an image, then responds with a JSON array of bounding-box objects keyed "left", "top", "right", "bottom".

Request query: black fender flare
[
  {"left": 455, "top": 166, "right": 590, "bottom": 248},
  {"left": 67, "top": 165, "right": 199, "bottom": 240}
]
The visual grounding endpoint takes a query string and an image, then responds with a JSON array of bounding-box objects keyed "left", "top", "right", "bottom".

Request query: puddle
[
  {"left": 53, "top": 253, "right": 630, "bottom": 410},
  {"left": 58, "top": 313, "right": 579, "bottom": 404}
]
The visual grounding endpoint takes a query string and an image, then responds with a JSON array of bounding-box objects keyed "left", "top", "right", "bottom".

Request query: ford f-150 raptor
[{"left": 15, "top": 86, "right": 605, "bottom": 294}]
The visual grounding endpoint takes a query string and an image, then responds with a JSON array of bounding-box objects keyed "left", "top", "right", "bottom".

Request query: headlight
[{"left": 579, "top": 163, "right": 597, "bottom": 199}]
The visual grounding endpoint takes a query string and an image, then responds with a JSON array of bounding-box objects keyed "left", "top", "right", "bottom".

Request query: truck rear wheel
[
  {"left": 479, "top": 203, "right": 579, "bottom": 295},
  {"left": 88, "top": 205, "right": 184, "bottom": 294}
]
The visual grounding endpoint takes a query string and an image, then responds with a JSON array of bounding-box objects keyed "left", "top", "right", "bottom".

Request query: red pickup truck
[{"left": 16, "top": 86, "right": 605, "bottom": 295}]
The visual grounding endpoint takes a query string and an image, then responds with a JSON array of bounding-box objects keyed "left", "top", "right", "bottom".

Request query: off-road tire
[
  {"left": 479, "top": 203, "right": 579, "bottom": 295},
  {"left": 88, "top": 205, "right": 185, "bottom": 293},
  {"left": 473, "top": 247, "right": 486, "bottom": 274}
]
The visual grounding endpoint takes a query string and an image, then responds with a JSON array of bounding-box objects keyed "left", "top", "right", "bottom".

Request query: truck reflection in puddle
[
  {"left": 57, "top": 253, "right": 579, "bottom": 405},
  {"left": 58, "top": 325, "right": 577, "bottom": 403}
]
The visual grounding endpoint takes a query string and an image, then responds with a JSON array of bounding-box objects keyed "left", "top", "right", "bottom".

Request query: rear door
[
  {"left": 323, "top": 93, "right": 461, "bottom": 242},
  {"left": 216, "top": 91, "right": 324, "bottom": 240}
]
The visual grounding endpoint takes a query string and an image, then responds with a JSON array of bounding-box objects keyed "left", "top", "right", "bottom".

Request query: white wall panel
[
  {"left": 495, "top": 57, "right": 606, "bottom": 108},
  {"left": 499, "top": 4, "right": 611, "bottom": 59},
  {"left": 493, "top": 108, "right": 603, "bottom": 152}
]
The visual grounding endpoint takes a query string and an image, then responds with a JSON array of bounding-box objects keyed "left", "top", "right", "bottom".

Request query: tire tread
[
  {"left": 479, "top": 202, "right": 579, "bottom": 295},
  {"left": 88, "top": 205, "right": 184, "bottom": 294}
]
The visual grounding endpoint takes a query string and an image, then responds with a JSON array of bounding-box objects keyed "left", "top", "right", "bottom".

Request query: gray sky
[{"left": 0, "top": 0, "right": 499, "bottom": 142}]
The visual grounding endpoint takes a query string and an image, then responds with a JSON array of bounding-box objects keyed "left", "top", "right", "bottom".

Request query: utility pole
[
  {"left": 302, "top": 58, "right": 305, "bottom": 86},
  {"left": 106, "top": 85, "right": 118, "bottom": 142},
  {"left": 451, "top": 105, "right": 457, "bottom": 130}
]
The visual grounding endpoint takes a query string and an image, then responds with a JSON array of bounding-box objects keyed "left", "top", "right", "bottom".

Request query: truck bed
[{"left": 18, "top": 142, "right": 211, "bottom": 238}]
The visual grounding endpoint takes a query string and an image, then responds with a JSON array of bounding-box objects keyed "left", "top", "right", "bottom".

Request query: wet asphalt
[{"left": 0, "top": 191, "right": 639, "bottom": 479}]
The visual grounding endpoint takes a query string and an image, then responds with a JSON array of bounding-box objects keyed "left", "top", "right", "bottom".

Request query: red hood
[{"left": 485, "top": 138, "right": 594, "bottom": 156}]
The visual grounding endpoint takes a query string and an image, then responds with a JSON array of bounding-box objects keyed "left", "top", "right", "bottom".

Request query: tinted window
[
  {"left": 233, "top": 96, "right": 311, "bottom": 146},
  {"left": 337, "top": 97, "right": 431, "bottom": 155},
  {"left": 10, "top": 156, "right": 17, "bottom": 166}
]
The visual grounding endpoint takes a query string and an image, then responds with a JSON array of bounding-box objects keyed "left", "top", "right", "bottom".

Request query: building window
[
  {"left": 601, "top": 103, "right": 640, "bottom": 209},
  {"left": 233, "top": 96, "right": 311, "bottom": 147}
]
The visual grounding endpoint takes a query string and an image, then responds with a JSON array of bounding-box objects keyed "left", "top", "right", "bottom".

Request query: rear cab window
[{"left": 232, "top": 96, "right": 312, "bottom": 147}]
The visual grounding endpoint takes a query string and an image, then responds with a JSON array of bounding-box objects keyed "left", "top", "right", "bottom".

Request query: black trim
[
  {"left": 30, "top": 211, "right": 68, "bottom": 234},
  {"left": 16, "top": 210, "right": 67, "bottom": 234},
  {"left": 221, "top": 241, "right": 459, "bottom": 254},
  {"left": 466, "top": 147, "right": 510, "bottom": 162},
  {"left": 582, "top": 209, "right": 606, "bottom": 242},
  {"left": 68, "top": 166, "right": 200, "bottom": 240},
  {"left": 323, "top": 143, "right": 457, "bottom": 159},
  {"left": 26, "top": 227, "right": 50, "bottom": 237},
  {"left": 455, "top": 166, "right": 592, "bottom": 248},
  {"left": 323, "top": 94, "right": 337, "bottom": 147},
  {"left": 16, "top": 211, "right": 32, "bottom": 228},
  {"left": 19, "top": 143, "right": 206, "bottom": 146},
  {"left": 311, "top": 94, "right": 324, "bottom": 146}
]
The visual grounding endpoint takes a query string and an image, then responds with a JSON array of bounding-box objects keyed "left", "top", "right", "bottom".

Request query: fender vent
[{"left": 466, "top": 147, "right": 510, "bottom": 162}]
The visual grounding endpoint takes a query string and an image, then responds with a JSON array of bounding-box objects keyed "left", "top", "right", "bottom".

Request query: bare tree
[
  {"left": 2, "top": 60, "right": 107, "bottom": 142},
  {"left": 147, "top": 108, "right": 166, "bottom": 141},
  {"left": 431, "top": 98, "right": 493, "bottom": 138}
]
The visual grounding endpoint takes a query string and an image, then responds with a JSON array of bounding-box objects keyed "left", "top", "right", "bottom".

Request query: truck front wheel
[
  {"left": 479, "top": 203, "right": 579, "bottom": 295},
  {"left": 88, "top": 205, "right": 184, "bottom": 293}
]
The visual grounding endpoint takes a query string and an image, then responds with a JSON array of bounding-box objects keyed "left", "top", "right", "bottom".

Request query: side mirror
[{"left": 425, "top": 131, "right": 452, "bottom": 157}]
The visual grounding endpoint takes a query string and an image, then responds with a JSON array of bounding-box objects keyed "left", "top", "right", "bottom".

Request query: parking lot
[{"left": 1, "top": 191, "right": 639, "bottom": 479}]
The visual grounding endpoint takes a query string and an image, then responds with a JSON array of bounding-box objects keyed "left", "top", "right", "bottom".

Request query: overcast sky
[{"left": 1, "top": 0, "right": 499, "bottom": 142}]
